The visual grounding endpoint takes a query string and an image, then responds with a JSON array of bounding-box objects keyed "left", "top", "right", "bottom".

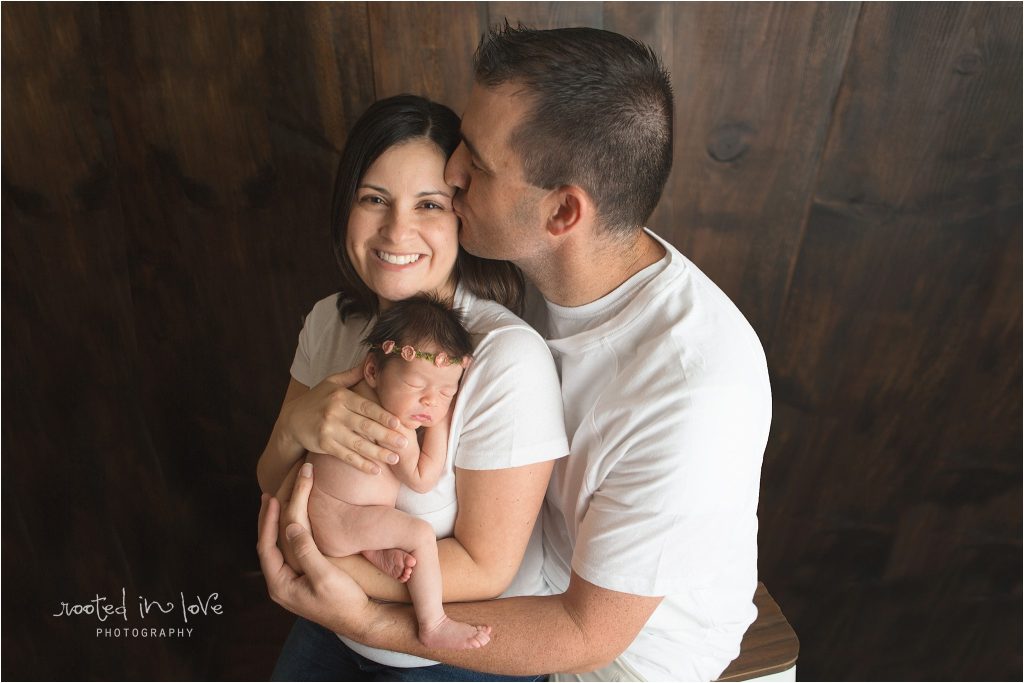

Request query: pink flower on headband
[
  {"left": 381, "top": 340, "right": 396, "bottom": 354},
  {"left": 401, "top": 345, "right": 416, "bottom": 362},
  {"left": 460, "top": 355, "right": 473, "bottom": 369},
  {"left": 434, "top": 352, "right": 449, "bottom": 368}
]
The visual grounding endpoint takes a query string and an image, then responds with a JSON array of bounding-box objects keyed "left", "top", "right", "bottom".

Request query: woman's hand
[{"left": 280, "top": 365, "right": 409, "bottom": 475}]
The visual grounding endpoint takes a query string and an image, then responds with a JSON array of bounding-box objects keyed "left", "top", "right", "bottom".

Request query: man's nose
[{"left": 444, "top": 142, "right": 469, "bottom": 191}]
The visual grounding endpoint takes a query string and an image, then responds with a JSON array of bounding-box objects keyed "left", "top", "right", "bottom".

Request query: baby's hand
[{"left": 392, "top": 423, "right": 422, "bottom": 464}]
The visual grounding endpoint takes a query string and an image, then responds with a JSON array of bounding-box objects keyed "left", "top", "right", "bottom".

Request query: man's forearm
[
  {"left": 329, "top": 535, "right": 517, "bottom": 604},
  {"left": 349, "top": 592, "right": 603, "bottom": 676}
]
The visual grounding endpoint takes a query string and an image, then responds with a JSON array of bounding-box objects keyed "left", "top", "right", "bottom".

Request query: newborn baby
[{"left": 300, "top": 295, "right": 491, "bottom": 650}]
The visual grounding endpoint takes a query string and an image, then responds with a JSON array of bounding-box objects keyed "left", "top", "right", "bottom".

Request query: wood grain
[
  {"left": 488, "top": 2, "right": 603, "bottom": 29},
  {"left": 642, "top": 2, "right": 859, "bottom": 341},
  {"left": 717, "top": 583, "right": 799, "bottom": 681},
  {"left": 369, "top": 2, "right": 488, "bottom": 113},
  {"left": 1, "top": 2, "right": 1020, "bottom": 680},
  {"left": 762, "top": 3, "right": 1022, "bottom": 679},
  {"left": 2, "top": 3, "right": 180, "bottom": 677}
]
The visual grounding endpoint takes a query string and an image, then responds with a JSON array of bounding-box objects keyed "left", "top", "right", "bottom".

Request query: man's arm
[
  {"left": 364, "top": 572, "right": 661, "bottom": 675},
  {"left": 259, "top": 468, "right": 661, "bottom": 675}
]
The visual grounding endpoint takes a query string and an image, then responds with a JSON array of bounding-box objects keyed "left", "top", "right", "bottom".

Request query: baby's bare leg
[
  {"left": 301, "top": 476, "right": 415, "bottom": 580},
  {"left": 338, "top": 505, "right": 491, "bottom": 650}
]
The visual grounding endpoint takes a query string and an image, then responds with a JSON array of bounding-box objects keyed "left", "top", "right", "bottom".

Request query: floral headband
[{"left": 373, "top": 340, "right": 473, "bottom": 369}]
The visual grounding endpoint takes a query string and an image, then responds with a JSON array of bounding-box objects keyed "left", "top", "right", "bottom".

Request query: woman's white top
[{"left": 290, "top": 284, "right": 569, "bottom": 667}]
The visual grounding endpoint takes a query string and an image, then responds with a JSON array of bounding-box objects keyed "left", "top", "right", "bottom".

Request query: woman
[{"left": 257, "top": 95, "right": 568, "bottom": 681}]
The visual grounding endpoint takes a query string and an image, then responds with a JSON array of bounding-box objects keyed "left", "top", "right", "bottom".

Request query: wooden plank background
[{"left": 2, "top": 2, "right": 1020, "bottom": 680}]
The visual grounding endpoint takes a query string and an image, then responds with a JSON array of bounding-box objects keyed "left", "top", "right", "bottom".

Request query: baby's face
[{"left": 374, "top": 356, "right": 465, "bottom": 430}]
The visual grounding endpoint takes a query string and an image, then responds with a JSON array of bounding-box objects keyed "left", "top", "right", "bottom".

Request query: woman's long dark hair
[{"left": 331, "top": 95, "right": 524, "bottom": 322}]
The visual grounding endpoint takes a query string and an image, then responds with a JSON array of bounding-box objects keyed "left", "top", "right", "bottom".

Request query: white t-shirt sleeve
[
  {"left": 289, "top": 297, "right": 336, "bottom": 388},
  {"left": 571, "top": 382, "right": 766, "bottom": 597},
  {"left": 454, "top": 326, "right": 569, "bottom": 470}
]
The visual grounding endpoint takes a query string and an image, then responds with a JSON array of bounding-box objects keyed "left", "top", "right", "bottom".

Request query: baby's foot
[
  {"left": 419, "top": 615, "right": 492, "bottom": 650},
  {"left": 361, "top": 549, "right": 416, "bottom": 583}
]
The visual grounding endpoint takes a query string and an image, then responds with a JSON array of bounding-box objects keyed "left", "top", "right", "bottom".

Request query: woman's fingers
[
  {"left": 343, "top": 393, "right": 405, "bottom": 448},
  {"left": 346, "top": 426, "right": 402, "bottom": 464},
  {"left": 291, "top": 366, "right": 407, "bottom": 472},
  {"left": 323, "top": 365, "right": 365, "bottom": 391},
  {"left": 331, "top": 447, "right": 383, "bottom": 476}
]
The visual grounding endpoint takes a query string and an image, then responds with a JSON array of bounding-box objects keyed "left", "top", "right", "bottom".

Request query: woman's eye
[
  {"left": 361, "top": 195, "right": 386, "bottom": 205},
  {"left": 420, "top": 201, "right": 444, "bottom": 210}
]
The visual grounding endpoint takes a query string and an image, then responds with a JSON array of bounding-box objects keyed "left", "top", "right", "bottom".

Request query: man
[{"left": 259, "top": 25, "right": 771, "bottom": 681}]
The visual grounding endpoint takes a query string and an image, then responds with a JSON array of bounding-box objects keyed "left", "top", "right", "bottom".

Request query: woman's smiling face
[{"left": 346, "top": 138, "right": 459, "bottom": 307}]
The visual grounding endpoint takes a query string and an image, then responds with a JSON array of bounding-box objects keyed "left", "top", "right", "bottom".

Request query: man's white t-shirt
[
  {"left": 536, "top": 229, "right": 772, "bottom": 681},
  {"left": 291, "top": 285, "right": 569, "bottom": 667}
]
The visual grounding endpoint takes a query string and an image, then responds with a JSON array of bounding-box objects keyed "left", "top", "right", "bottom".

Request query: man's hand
[{"left": 257, "top": 463, "right": 376, "bottom": 636}]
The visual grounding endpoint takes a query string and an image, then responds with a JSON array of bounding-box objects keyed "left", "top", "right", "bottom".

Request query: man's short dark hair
[{"left": 474, "top": 23, "right": 673, "bottom": 234}]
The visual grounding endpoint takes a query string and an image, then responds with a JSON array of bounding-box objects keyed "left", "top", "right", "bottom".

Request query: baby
[{"left": 301, "top": 296, "right": 491, "bottom": 650}]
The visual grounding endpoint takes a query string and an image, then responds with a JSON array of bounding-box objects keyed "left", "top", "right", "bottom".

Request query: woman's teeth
[{"left": 376, "top": 251, "right": 422, "bottom": 265}]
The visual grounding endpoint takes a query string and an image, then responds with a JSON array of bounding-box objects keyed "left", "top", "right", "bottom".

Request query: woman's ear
[
  {"left": 545, "top": 185, "right": 590, "bottom": 237},
  {"left": 363, "top": 354, "right": 380, "bottom": 388}
]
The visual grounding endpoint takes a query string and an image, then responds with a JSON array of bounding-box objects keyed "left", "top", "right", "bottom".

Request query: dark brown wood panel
[
  {"left": 369, "top": 2, "right": 488, "bottom": 113},
  {"left": 1, "top": 3, "right": 182, "bottom": 678},
  {"left": 620, "top": 2, "right": 860, "bottom": 340},
  {"left": 1, "top": 3, "right": 1021, "bottom": 681},
  {"left": 762, "top": 3, "right": 1022, "bottom": 679},
  {"left": 489, "top": 1, "right": 603, "bottom": 29},
  {"left": 43, "top": 4, "right": 372, "bottom": 677}
]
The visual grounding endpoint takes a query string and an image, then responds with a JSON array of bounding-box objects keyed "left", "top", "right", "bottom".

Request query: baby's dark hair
[{"left": 362, "top": 295, "right": 474, "bottom": 366}]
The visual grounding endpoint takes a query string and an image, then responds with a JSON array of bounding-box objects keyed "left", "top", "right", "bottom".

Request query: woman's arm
[
  {"left": 256, "top": 369, "right": 409, "bottom": 495},
  {"left": 325, "top": 459, "right": 556, "bottom": 602},
  {"left": 257, "top": 378, "right": 313, "bottom": 495}
]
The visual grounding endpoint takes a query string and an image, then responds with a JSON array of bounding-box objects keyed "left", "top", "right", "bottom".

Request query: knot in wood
[
  {"left": 954, "top": 52, "right": 983, "bottom": 76},
  {"left": 707, "top": 122, "right": 754, "bottom": 163}
]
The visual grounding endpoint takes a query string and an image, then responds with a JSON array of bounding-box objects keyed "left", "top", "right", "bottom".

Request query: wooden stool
[{"left": 716, "top": 583, "right": 799, "bottom": 681}]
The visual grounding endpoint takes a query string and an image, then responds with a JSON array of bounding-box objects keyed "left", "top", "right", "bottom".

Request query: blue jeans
[{"left": 271, "top": 617, "right": 548, "bottom": 682}]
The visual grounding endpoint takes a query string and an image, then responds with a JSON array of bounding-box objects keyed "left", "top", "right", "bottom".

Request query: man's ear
[
  {"left": 545, "top": 185, "right": 591, "bottom": 237},
  {"left": 363, "top": 354, "right": 380, "bottom": 388}
]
